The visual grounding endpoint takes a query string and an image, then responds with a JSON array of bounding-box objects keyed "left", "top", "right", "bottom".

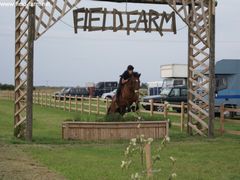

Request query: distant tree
[
  {"left": 141, "top": 83, "right": 148, "bottom": 89},
  {"left": 0, "top": 83, "right": 14, "bottom": 90}
]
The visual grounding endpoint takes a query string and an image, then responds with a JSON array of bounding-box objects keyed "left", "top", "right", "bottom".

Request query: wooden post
[
  {"left": 47, "top": 93, "right": 49, "bottom": 107},
  {"left": 150, "top": 99, "right": 153, "bottom": 116},
  {"left": 89, "top": 96, "right": 91, "bottom": 115},
  {"left": 75, "top": 95, "right": 78, "bottom": 112},
  {"left": 45, "top": 92, "right": 47, "bottom": 107},
  {"left": 59, "top": 94, "right": 61, "bottom": 109},
  {"left": 50, "top": 93, "right": 52, "bottom": 107},
  {"left": 220, "top": 104, "right": 225, "bottom": 135},
  {"left": 97, "top": 96, "right": 99, "bottom": 115},
  {"left": 180, "top": 102, "right": 185, "bottom": 132},
  {"left": 32, "top": 92, "right": 34, "bottom": 104},
  {"left": 48, "top": 93, "right": 50, "bottom": 107},
  {"left": 37, "top": 91, "right": 40, "bottom": 104},
  {"left": 164, "top": 102, "right": 168, "bottom": 118},
  {"left": 25, "top": 1, "right": 35, "bottom": 141},
  {"left": 187, "top": 4, "right": 193, "bottom": 135},
  {"left": 54, "top": 94, "right": 56, "bottom": 108},
  {"left": 145, "top": 143, "right": 153, "bottom": 178},
  {"left": 69, "top": 95, "right": 72, "bottom": 112},
  {"left": 106, "top": 98, "right": 109, "bottom": 113},
  {"left": 208, "top": 0, "right": 216, "bottom": 138},
  {"left": 41, "top": 92, "right": 43, "bottom": 107},
  {"left": 64, "top": 94, "right": 66, "bottom": 111},
  {"left": 8, "top": 91, "right": 11, "bottom": 100},
  {"left": 81, "top": 95, "right": 84, "bottom": 113}
]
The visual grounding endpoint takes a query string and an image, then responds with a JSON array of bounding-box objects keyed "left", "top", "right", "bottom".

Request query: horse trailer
[{"left": 215, "top": 59, "right": 240, "bottom": 116}]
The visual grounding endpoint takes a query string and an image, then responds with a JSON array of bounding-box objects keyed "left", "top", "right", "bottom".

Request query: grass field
[{"left": 0, "top": 99, "right": 240, "bottom": 180}]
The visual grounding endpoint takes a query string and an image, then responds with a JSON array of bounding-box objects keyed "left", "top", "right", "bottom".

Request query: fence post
[
  {"left": 97, "top": 96, "right": 99, "bottom": 115},
  {"left": 180, "top": 102, "right": 185, "bottom": 132},
  {"left": 145, "top": 143, "right": 153, "bottom": 178},
  {"left": 69, "top": 95, "right": 72, "bottom": 112},
  {"left": 64, "top": 94, "right": 66, "bottom": 111},
  {"left": 164, "top": 102, "right": 168, "bottom": 118},
  {"left": 81, "top": 95, "right": 84, "bottom": 113},
  {"left": 89, "top": 96, "right": 91, "bottom": 115},
  {"left": 75, "top": 95, "right": 78, "bottom": 112},
  {"left": 50, "top": 93, "right": 52, "bottom": 107},
  {"left": 59, "top": 94, "right": 61, "bottom": 109},
  {"left": 45, "top": 92, "right": 47, "bottom": 107},
  {"left": 54, "top": 94, "right": 56, "bottom": 108},
  {"left": 41, "top": 92, "right": 43, "bottom": 107},
  {"left": 220, "top": 104, "right": 225, "bottom": 135},
  {"left": 47, "top": 93, "right": 49, "bottom": 107},
  {"left": 8, "top": 91, "right": 10, "bottom": 100},
  {"left": 150, "top": 99, "right": 153, "bottom": 116},
  {"left": 48, "top": 93, "right": 50, "bottom": 107},
  {"left": 106, "top": 98, "right": 109, "bottom": 113},
  {"left": 37, "top": 92, "right": 40, "bottom": 104}
]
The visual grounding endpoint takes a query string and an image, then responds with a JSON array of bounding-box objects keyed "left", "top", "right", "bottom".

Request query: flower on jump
[
  {"left": 147, "top": 138, "right": 153, "bottom": 144},
  {"left": 125, "top": 147, "right": 130, "bottom": 156},
  {"left": 171, "top": 173, "right": 177, "bottom": 178},
  {"left": 131, "top": 172, "right": 142, "bottom": 180},
  {"left": 121, "top": 160, "right": 132, "bottom": 169},
  {"left": 121, "top": 161, "right": 127, "bottom": 169},
  {"left": 130, "top": 138, "right": 137, "bottom": 146},
  {"left": 169, "top": 156, "right": 176, "bottom": 163},
  {"left": 165, "top": 136, "right": 170, "bottom": 142},
  {"left": 137, "top": 123, "right": 141, "bottom": 128}
]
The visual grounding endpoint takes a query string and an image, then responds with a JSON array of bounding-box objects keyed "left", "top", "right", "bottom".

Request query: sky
[{"left": 0, "top": 0, "right": 240, "bottom": 87}]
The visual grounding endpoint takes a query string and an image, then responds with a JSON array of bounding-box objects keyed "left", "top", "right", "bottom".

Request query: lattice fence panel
[
  {"left": 15, "top": 1, "right": 31, "bottom": 138},
  {"left": 35, "top": 0, "right": 81, "bottom": 39},
  {"left": 14, "top": 0, "right": 81, "bottom": 138}
]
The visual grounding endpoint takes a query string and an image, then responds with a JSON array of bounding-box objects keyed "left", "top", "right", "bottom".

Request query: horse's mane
[{"left": 133, "top": 72, "right": 141, "bottom": 78}]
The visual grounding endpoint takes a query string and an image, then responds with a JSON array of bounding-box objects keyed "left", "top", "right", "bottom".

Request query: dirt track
[{"left": 0, "top": 144, "right": 65, "bottom": 180}]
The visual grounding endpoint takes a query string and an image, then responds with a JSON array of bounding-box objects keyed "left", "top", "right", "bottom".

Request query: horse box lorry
[
  {"left": 160, "top": 64, "right": 187, "bottom": 88},
  {"left": 215, "top": 59, "right": 240, "bottom": 114}
]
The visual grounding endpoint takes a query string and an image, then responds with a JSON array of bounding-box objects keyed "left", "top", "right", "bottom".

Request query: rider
[{"left": 116, "top": 65, "right": 134, "bottom": 101}]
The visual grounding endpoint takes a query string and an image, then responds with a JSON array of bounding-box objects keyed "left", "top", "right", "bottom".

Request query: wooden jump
[{"left": 62, "top": 121, "right": 169, "bottom": 141}]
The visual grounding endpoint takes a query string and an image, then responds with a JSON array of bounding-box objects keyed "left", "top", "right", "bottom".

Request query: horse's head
[{"left": 128, "top": 72, "right": 141, "bottom": 93}]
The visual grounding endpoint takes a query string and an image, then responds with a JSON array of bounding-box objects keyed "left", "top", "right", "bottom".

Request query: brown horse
[{"left": 107, "top": 72, "right": 141, "bottom": 115}]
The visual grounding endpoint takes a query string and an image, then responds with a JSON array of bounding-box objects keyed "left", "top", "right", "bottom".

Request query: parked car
[
  {"left": 101, "top": 89, "right": 117, "bottom": 99},
  {"left": 142, "top": 86, "right": 187, "bottom": 112},
  {"left": 53, "top": 87, "right": 89, "bottom": 100},
  {"left": 94, "top": 81, "right": 118, "bottom": 97}
]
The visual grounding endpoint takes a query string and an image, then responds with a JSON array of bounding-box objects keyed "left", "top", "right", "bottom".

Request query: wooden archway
[{"left": 14, "top": 0, "right": 216, "bottom": 140}]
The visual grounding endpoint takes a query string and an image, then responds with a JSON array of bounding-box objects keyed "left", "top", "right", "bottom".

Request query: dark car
[
  {"left": 54, "top": 87, "right": 89, "bottom": 100},
  {"left": 142, "top": 86, "right": 187, "bottom": 112},
  {"left": 94, "top": 81, "right": 118, "bottom": 97}
]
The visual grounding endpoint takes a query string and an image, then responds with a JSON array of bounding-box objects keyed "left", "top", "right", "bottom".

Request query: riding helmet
[{"left": 127, "top": 65, "right": 134, "bottom": 70}]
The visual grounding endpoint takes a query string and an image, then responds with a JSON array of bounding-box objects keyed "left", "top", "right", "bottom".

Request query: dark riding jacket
[
  {"left": 116, "top": 70, "right": 131, "bottom": 98},
  {"left": 120, "top": 70, "right": 131, "bottom": 83}
]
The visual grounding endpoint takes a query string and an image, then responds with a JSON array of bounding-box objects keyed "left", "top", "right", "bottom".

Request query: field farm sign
[{"left": 73, "top": 8, "right": 177, "bottom": 36}]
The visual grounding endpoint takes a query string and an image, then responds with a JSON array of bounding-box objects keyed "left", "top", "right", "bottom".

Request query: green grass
[{"left": 1, "top": 99, "right": 240, "bottom": 180}]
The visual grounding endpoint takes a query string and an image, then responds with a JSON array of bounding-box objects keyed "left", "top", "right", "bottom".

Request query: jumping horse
[{"left": 107, "top": 72, "right": 141, "bottom": 115}]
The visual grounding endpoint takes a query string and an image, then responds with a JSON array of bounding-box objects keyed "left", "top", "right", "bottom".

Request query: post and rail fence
[
  {"left": 1, "top": 91, "right": 188, "bottom": 131},
  {"left": 220, "top": 104, "right": 240, "bottom": 136}
]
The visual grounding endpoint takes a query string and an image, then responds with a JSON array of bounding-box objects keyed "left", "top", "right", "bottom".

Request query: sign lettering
[{"left": 73, "top": 8, "right": 177, "bottom": 36}]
